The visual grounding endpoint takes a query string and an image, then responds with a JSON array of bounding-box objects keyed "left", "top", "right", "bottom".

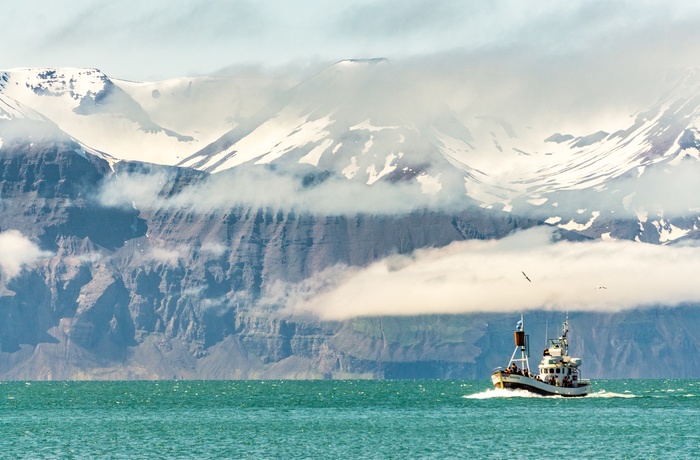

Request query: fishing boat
[{"left": 491, "top": 315, "right": 590, "bottom": 397}]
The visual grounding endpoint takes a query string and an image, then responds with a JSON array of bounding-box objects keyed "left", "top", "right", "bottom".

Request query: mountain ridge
[{"left": 2, "top": 64, "right": 700, "bottom": 379}]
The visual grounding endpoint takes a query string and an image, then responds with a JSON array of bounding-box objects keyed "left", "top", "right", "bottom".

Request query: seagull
[
  {"left": 522, "top": 271, "right": 532, "bottom": 282},
  {"left": 596, "top": 286, "right": 607, "bottom": 290}
]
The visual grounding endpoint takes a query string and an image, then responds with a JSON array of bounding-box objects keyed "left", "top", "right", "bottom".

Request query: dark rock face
[{"left": 1, "top": 140, "right": 699, "bottom": 380}]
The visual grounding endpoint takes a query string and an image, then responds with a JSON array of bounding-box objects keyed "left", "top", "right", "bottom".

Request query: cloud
[
  {"left": 99, "top": 164, "right": 464, "bottom": 216},
  {"left": 514, "top": 159, "right": 700, "bottom": 221},
  {"left": 200, "top": 241, "right": 228, "bottom": 257},
  {"left": 144, "top": 245, "right": 185, "bottom": 266},
  {"left": 0, "top": 230, "right": 52, "bottom": 278},
  {"left": 5, "top": 1, "right": 700, "bottom": 81},
  {"left": 182, "top": 285, "right": 206, "bottom": 297},
  {"left": 284, "top": 227, "right": 700, "bottom": 320}
]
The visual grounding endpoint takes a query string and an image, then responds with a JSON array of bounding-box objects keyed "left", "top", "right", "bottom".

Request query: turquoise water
[{"left": 0, "top": 380, "right": 698, "bottom": 459}]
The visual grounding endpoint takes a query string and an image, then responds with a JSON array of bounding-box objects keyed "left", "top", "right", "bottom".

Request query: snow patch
[
  {"left": 206, "top": 114, "right": 334, "bottom": 172},
  {"left": 653, "top": 219, "right": 689, "bottom": 243},
  {"left": 299, "top": 138, "right": 334, "bottom": 166},
  {"left": 558, "top": 211, "right": 600, "bottom": 231},
  {"left": 670, "top": 148, "right": 700, "bottom": 165},
  {"left": 342, "top": 156, "right": 359, "bottom": 179},
  {"left": 416, "top": 173, "right": 442, "bottom": 195},
  {"left": 350, "top": 119, "right": 399, "bottom": 132},
  {"left": 362, "top": 136, "right": 374, "bottom": 154},
  {"left": 545, "top": 216, "right": 562, "bottom": 225},
  {"left": 366, "top": 153, "right": 398, "bottom": 185},
  {"left": 255, "top": 115, "right": 334, "bottom": 165},
  {"left": 527, "top": 197, "right": 548, "bottom": 206}
]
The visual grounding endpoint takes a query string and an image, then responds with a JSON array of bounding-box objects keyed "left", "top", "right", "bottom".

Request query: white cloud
[
  {"left": 98, "top": 165, "right": 459, "bottom": 216},
  {"left": 200, "top": 241, "right": 228, "bottom": 257},
  {"left": 0, "top": 230, "right": 52, "bottom": 278},
  {"left": 4, "top": 1, "right": 700, "bottom": 82},
  {"left": 145, "top": 245, "right": 184, "bottom": 266},
  {"left": 286, "top": 227, "right": 700, "bottom": 320}
]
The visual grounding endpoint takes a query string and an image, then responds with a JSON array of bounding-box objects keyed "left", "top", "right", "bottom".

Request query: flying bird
[{"left": 521, "top": 271, "right": 532, "bottom": 282}]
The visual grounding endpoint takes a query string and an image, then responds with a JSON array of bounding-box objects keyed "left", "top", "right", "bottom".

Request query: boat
[{"left": 491, "top": 315, "right": 590, "bottom": 397}]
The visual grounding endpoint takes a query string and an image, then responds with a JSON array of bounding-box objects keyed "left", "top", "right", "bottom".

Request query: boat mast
[
  {"left": 561, "top": 313, "right": 569, "bottom": 356},
  {"left": 507, "top": 314, "right": 530, "bottom": 373}
]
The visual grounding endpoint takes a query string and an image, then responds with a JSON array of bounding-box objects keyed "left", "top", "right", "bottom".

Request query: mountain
[
  {"left": 176, "top": 60, "right": 700, "bottom": 243},
  {"left": 0, "top": 68, "right": 292, "bottom": 166},
  {"left": 1, "top": 63, "right": 700, "bottom": 380}
]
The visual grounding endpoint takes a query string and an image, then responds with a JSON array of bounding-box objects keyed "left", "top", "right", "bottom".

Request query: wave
[
  {"left": 464, "top": 388, "right": 638, "bottom": 399},
  {"left": 585, "top": 390, "right": 635, "bottom": 398},
  {"left": 463, "top": 388, "right": 547, "bottom": 399}
]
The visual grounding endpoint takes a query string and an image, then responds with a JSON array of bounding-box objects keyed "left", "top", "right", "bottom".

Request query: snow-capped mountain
[
  {"left": 0, "top": 68, "right": 193, "bottom": 164},
  {"left": 176, "top": 60, "right": 700, "bottom": 215},
  {"left": 0, "top": 68, "right": 290, "bottom": 166},
  {"left": 178, "top": 59, "right": 476, "bottom": 196},
  {"left": 3, "top": 62, "right": 700, "bottom": 243}
]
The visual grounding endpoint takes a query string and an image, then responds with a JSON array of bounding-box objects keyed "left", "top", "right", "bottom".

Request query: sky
[{"left": 5, "top": 0, "right": 700, "bottom": 82}]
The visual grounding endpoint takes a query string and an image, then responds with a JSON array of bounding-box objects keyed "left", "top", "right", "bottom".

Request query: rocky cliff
[{"left": 1, "top": 137, "right": 699, "bottom": 380}]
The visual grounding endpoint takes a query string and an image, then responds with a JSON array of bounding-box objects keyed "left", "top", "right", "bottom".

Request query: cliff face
[{"left": 1, "top": 141, "right": 699, "bottom": 380}]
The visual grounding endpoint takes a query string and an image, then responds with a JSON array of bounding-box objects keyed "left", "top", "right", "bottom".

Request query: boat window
[
  {"left": 555, "top": 368, "right": 560, "bottom": 374},
  {"left": 549, "top": 369, "right": 554, "bottom": 374},
  {"left": 568, "top": 368, "right": 572, "bottom": 375}
]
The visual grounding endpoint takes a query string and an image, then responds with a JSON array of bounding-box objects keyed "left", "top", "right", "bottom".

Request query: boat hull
[{"left": 491, "top": 371, "right": 589, "bottom": 397}]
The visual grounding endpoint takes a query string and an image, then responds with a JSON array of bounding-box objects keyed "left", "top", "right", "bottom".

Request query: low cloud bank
[
  {"left": 100, "top": 157, "right": 700, "bottom": 219},
  {"left": 0, "top": 230, "right": 52, "bottom": 278},
  {"left": 100, "top": 166, "right": 463, "bottom": 216},
  {"left": 284, "top": 227, "right": 700, "bottom": 320}
]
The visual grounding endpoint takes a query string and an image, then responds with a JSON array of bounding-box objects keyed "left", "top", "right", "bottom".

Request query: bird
[{"left": 522, "top": 271, "right": 532, "bottom": 282}]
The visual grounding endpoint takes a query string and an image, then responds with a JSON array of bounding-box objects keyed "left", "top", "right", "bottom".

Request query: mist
[
  {"left": 6, "top": 1, "right": 700, "bottom": 84},
  {"left": 283, "top": 227, "right": 700, "bottom": 320},
  {"left": 99, "top": 164, "right": 465, "bottom": 216},
  {"left": 0, "top": 230, "right": 52, "bottom": 278}
]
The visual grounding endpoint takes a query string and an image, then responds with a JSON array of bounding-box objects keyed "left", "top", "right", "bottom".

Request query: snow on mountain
[
  {"left": 177, "top": 59, "right": 470, "bottom": 196},
  {"left": 114, "top": 75, "right": 292, "bottom": 155},
  {"left": 0, "top": 79, "right": 78, "bottom": 149},
  {"left": 169, "top": 60, "right": 700, "bottom": 246},
  {"left": 0, "top": 68, "right": 204, "bottom": 165},
  {"left": 174, "top": 60, "right": 700, "bottom": 219},
  {"left": 3, "top": 62, "right": 700, "bottom": 245},
  {"left": 0, "top": 91, "right": 46, "bottom": 122}
]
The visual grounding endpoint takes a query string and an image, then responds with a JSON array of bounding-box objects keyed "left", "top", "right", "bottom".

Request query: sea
[{"left": 0, "top": 379, "right": 697, "bottom": 459}]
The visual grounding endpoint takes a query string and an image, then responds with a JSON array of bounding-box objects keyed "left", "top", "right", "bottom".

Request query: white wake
[
  {"left": 464, "top": 388, "right": 636, "bottom": 399},
  {"left": 586, "top": 390, "right": 636, "bottom": 398},
  {"left": 463, "top": 388, "right": 547, "bottom": 399}
]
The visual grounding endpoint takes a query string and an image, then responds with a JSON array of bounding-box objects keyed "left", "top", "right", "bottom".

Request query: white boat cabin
[{"left": 537, "top": 332, "right": 583, "bottom": 388}]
